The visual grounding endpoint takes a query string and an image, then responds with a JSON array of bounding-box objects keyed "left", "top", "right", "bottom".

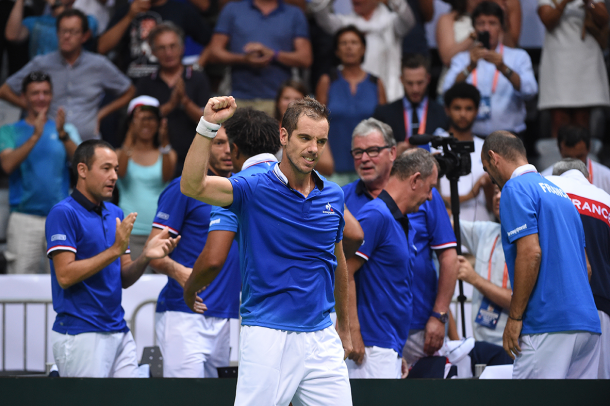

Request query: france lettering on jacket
[
  {"left": 538, "top": 182, "right": 569, "bottom": 198},
  {"left": 568, "top": 194, "right": 610, "bottom": 227}
]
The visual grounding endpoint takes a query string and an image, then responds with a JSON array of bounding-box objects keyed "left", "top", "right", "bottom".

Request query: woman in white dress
[{"left": 538, "top": 0, "right": 610, "bottom": 138}]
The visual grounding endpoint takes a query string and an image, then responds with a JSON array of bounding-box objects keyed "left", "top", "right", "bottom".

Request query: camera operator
[
  {"left": 443, "top": 1, "right": 537, "bottom": 139},
  {"left": 434, "top": 83, "right": 495, "bottom": 222}
]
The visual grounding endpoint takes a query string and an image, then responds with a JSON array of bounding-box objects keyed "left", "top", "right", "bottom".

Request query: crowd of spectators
[{"left": 0, "top": 0, "right": 609, "bottom": 380}]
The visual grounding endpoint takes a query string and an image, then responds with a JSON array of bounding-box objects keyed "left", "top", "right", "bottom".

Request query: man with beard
[
  {"left": 373, "top": 54, "right": 448, "bottom": 154},
  {"left": 435, "top": 82, "right": 495, "bottom": 222}
]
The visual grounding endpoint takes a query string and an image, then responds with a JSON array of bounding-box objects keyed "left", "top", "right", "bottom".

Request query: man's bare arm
[
  {"left": 346, "top": 255, "right": 364, "bottom": 363},
  {"left": 335, "top": 241, "right": 353, "bottom": 360},
  {"left": 180, "top": 96, "right": 237, "bottom": 205},
  {"left": 342, "top": 207, "right": 364, "bottom": 259},
  {"left": 147, "top": 227, "right": 192, "bottom": 287},
  {"left": 0, "top": 83, "right": 27, "bottom": 109}
]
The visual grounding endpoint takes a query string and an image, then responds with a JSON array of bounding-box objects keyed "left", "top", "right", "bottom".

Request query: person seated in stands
[
  {"left": 373, "top": 54, "right": 448, "bottom": 154},
  {"left": 0, "top": 9, "right": 135, "bottom": 141},
  {"left": 0, "top": 71, "right": 81, "bottom": 274},
  {"left": 97, "top": 0, "right": 212, "bottom": 81},
  {"left": 206, "top": 0, "right": 312, "bottom": 116},
  {"left": 5, "top": 0, "right": 99, "bottom": 59},
  {"left": 442, "top": 1, "right": 537, "bottom": 139},
  {"left": 135, "top": 22, "right": 211, "bottom": 178},
  {"left": 45, "top": 140, "right": 178, "bottom": 378},
  {"left": 457, "top": 184, "right": 511, "bottom": 347},
  {"left": 540, "top": 125, "right": 610, "bottom": 195}
]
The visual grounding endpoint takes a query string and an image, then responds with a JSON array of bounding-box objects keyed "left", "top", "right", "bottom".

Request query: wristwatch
[
  {"left": 431, "top": 311, "right": 448, "bottom": 324},
  {"left": 58, "top": 130, "right": 69, "bottom": 142}
]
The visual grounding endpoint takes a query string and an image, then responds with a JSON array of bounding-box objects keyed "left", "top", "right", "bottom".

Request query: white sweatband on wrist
[{"left": 196, "top": 117, "right": 221, "bottom": 139}]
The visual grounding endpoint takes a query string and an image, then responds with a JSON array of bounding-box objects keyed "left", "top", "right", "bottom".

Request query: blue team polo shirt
[
  {"left": 152, "top": 175, "right": 240, "bottom": 318},
  {"left": 0, "top": 119, "right": 81, "bottom": 217},
  {"left": 45, "top": 189, "right": 130, "bottom": 334},
  {"left": 343, "top": 180, "right": 456, "bottom": 329},
  {"left": 209, "top": 154, "right": 277, "bottom": 233},
  {"left": 214, "top": 0, "right": 309, "bottom": 99},
  {"left": 354, "top": 191, "right": 415, "bottom": 356},
  {"left": 500, "top": 165, "right": 601, "bottom": 335},
  {"left": 227, "top": 163, "right": 345, "bottom": 332}
]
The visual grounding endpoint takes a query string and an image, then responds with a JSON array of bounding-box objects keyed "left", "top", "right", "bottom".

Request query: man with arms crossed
[
  {"left": 481, "top": 131, "right": 601, "bottom": 379},
  {"left": 146, "top": 116, "right": 243, "bottom": 378},
  {"left": 548, "top": 158, "right": 610, "bottom": 378},
  {"left": 45, "top": 140, "right": 179, "bottom": 377},
  {"left": 346, "top": 149, "right": 439, "bottom": 378},
  {"left": 182, "top": 97, "right": 352, "bottom": 405}
]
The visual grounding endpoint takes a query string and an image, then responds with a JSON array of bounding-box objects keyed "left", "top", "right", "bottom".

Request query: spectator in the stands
[
  {"left": 116, "top": 96, "right": 176, "bottom": 267},
  {"left": 458, "top": 184, "right": 511, "bottom": 347},
  {"left": 206, "top": 0, "right": 312, "bottom": 116},
  {"left": 0, "top": 0, "right": 33, "bottom": 76},
  {"left": 0, "top": 9, "right": 135, "bottom": 141},
  {"left": 73, "top": 0, "right": 115, "bottom": 33},
  {"left": 402, "top": 0, "right": 434, "bottom": 56},
  {"left": 309, "top": 0, "right": 415, "bottom": 102},
  {"left": 274, "top": 80, "right": 335, "bottom": 176},
  {"left": 98, "top": 0, "right": 212, "bottom": 81},
  {"left": 316, "top": 25, "right": 385, "bottom": 184},
  {"left": 5, "top": 0, "right": 99, "bottom": 59},
  {"left": 0, "top": 71, "right": 81, "bottom": 274},
  {"left": 135, "top": 22, "right": 210, "bottom": 178},
  {"left": 540, "top": 125, "right": 610, "bottom": 195},
  {"left": 537, "top": 0, "right": 609, "bottom": 139},
  {"left": 443, "top": 1, "right": 537, "bottom": 138},
  {"left": 373, "top": 54, "right": 447, "bottom": 154}
]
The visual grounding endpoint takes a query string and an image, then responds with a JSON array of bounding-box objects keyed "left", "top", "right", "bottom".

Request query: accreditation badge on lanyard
[
  {"left": 403, "top": 98, "right": 429, "bottom": 150},
  {"left": 472, "top": 45, "right": 503, "bottom": 121},
  {"left": 475, "top": 235, "right": 509, "bottom": 329}
]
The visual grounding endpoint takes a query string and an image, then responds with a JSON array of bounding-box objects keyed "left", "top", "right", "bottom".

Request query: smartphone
[{"left": 477, "top": 31, "right": 491, "bottom": 50}]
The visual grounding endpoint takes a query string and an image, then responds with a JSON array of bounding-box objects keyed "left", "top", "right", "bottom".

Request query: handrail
[{"left": 129, "top": 299, "right": 157, "bottom": 345}]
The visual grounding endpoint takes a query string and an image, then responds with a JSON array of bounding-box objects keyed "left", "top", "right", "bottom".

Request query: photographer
[{"left": 443, "top": 1, "right": 537, "bottom": 138}]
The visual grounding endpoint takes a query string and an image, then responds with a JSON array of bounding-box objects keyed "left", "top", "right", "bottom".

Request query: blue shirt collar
[
  {"left": 273, "top": 163, "right": 325, "bottom": 191},
  {"left": 355, "top": 179, "right": 374, "bottom": 200},
  {"left": 402, "top": 95, "right": 428, "bottom": 110},
  {"left": 249, "top": 0, "right": 285, "bottom": 14},
  {"left": 377, "top": 190, "right": 410, "bottom": 235},
  {"left": 71, "top": 188, "right": 105, "bottom": 216}
]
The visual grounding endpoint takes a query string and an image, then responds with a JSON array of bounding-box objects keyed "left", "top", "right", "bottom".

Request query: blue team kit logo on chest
[{"left": 323, "top": 203, "right": 334, "bottom": 215}]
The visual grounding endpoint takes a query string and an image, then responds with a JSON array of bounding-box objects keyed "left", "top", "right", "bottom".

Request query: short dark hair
[
  {"left": 557, "top": 125, "right": 591, "bottom": 150},
  {"left": 282, "top": 97, "right": 330, "bottom": 139},
  {"left": 444, "top": 82, "right": 481, "bottom": 108},
  {"left": 274, "top": 79, "right": 309, "bottom": 121},
  {"left": 449, "top": 0, "right": 469, "bottom": 17},
  {"left": 72, "top": 140, "right": 115, "bottom": 177},
  {"left": 481, "top": 130, "right": 527, "bottom": 163},
  {"left": 148, "top": 21, "right": 185, "bottom": 49},
  {"left": 391, "top": 148, "right": 437, "bottom": 180},
  {"left": 223, "top": 107, "right": 281, "bottom": 158},
  {"left": 401, "top": 54, "right": 431, "bottom": 74},
  {"left": 334, "top": 25, "right": 366, "bottom": 64},
  {"left": 56, "top": 8, "right": 89, "bottom": 34},
  {"left": 471, "top": 1, "right": 504, "bottom": 27},
  {"left": 21, "top": 71, "right": 52, "bottom": 93}
]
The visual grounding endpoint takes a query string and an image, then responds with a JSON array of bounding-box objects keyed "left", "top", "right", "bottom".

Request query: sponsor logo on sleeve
[
  {"left": 210, "top": 218, "right": 220, "bottom": 226},
  {"left": 157, "top": 211, "right": 170, "bottom": 220},
  {"left": 51, "top": 234, "right": 66, "bottom": 241},
  {"left": 507, "top": 224, "right": 527, "bottom": 237}
]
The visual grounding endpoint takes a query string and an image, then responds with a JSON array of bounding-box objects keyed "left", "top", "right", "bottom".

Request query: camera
[{"left": 409, "top": 134, "right": 474, "bottom": 180}]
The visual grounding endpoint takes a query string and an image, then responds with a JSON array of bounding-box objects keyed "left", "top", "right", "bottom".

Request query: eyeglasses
[
  {"left": 26, "top": 72, "right": 50, "bottom": 82},
  {"left": 351, "top": 145, "right": 391, "bottom": 159},
  {"left": 58, "top": 29, "right": 83, "bottom": 37}
]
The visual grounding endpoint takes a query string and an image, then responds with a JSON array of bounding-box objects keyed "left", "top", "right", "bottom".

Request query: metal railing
[
  {"left": 1, "top": 299, "right": 158, "bottom": 373},
  {"left": 1, "top": 300, "right": 52, "bottom": 373}
]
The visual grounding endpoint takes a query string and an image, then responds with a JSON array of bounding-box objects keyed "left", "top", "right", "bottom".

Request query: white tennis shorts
[
  {"left": 598, "top": 310, "right": 610, "bottom": 379},
  {"left": 346, "top": 346, "right": 401, "bottom": 379},
  {"left": 234, "top": 325, "right": 352, "bottom": 406}
]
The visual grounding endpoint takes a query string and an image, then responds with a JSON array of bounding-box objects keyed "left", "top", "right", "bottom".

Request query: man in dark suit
[{"left": 373, "top": 54, "right": 447, "bottom": 154}]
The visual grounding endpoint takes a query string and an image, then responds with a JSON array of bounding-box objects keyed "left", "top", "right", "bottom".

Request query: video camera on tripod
[{"left": 408, "top": 133, "right": 476, "bottom": 338}]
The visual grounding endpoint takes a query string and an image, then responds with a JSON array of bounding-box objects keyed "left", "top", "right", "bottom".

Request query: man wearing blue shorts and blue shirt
[
  {"left": 342, "top": 118, "right": 457, "bottom": 370},
  {"left": 481, "top": 131, "right": 601, "bottom": 379},
  {"left": 45, "top": 140, "right": 179, "bottom": 377},
  {"left": 183, "top": 107, "right": 281, "bottom": 308},
  {"left": 182, "top": 96, "right": 352, "bottom": 406},
  {"left": 346, "top": 149, "right": 439, "bottom": 378},
  {"left": 146, "top": 119, "right": 241, "bottom": 378}
]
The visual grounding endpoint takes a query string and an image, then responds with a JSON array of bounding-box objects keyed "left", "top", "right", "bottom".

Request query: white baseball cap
[{"left": 127, "top": 95, "right": 160, "bottom": 115}]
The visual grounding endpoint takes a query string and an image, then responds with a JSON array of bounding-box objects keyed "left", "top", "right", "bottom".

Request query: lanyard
[
  {"left": 488, "top": 235, "right": 508, "bottom": 289},
  {"left": 472, "top": 44, "right": 504, "bottom": 95},
  {"left": 403, "top": 98, "right": 428, "bottom": 138},
  {"left": 588, "top": 159, "right": 594, "bottom": 184}
]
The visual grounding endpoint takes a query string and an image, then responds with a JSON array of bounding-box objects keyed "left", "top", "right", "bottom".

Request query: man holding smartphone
[{"left": 443, "top": 1, "right": 538, "bottom": 140}]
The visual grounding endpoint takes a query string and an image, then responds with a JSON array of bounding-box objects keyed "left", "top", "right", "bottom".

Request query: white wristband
[{"left": 196, "top": 117, "right": 221, "bottom": 139}]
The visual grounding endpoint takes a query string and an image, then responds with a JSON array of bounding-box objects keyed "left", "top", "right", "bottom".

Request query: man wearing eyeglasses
[
  {"left": 342, "top": 118, "right": 457, "bottom": 375},
  {"left": 0, "top": 71, "right": 81, "bottom": 274},
  {"left": 0, "top": 9, "right": 135, "bottom": 142}
]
